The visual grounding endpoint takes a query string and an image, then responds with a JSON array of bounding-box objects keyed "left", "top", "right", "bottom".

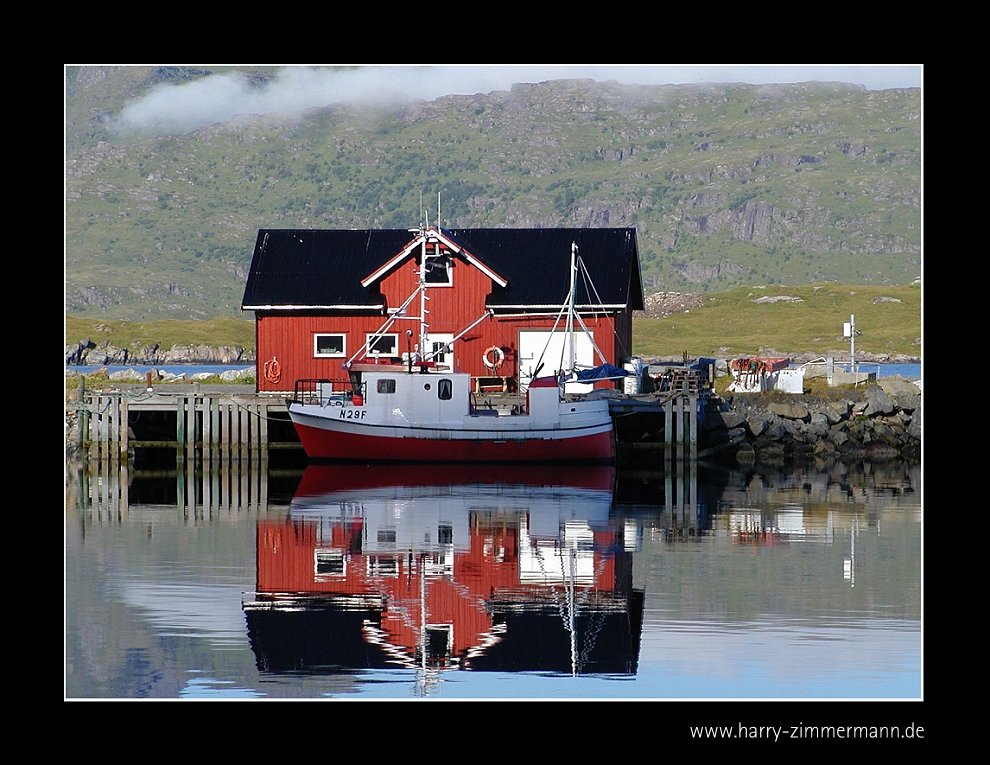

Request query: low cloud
[{"left": 114, "top": 64, "right": 922, "bottom": 136}]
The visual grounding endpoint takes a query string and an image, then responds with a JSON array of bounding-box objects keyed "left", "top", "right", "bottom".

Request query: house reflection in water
[{"left": 243, "top": 464, "right": 643, "bottom": 678}]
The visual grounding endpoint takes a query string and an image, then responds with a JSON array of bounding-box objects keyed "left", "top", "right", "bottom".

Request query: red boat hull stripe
[{"left": 293, "top": 422, "right": 615, "bottom": 462}]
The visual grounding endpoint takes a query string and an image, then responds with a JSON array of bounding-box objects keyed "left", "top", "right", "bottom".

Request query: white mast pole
[
  {"left": 567, "top": 242, "right": 578, "bottom": 374},
  {"left": 420, "top": 232, "right": 430, "bottom": 358}
]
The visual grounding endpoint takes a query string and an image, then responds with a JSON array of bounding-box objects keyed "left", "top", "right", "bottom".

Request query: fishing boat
[{"left": 285, "top": 236, "right": 621, "bottom": 463}]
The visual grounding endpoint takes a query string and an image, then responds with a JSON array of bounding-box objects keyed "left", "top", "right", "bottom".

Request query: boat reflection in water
[{"left": 243, "top": 464, "right": 643, "bottom": 685}]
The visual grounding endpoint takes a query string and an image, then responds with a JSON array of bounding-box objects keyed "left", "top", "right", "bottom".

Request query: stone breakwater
[
  {"left": 701, "top": 376, "right": 921, "bottom": 464},
  {"left": 66, "top": 341, "right": 254, "bottom": 366}
]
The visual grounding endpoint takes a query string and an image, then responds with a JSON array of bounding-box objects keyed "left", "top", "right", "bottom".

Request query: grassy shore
[
  {"left": 66, "top": 282, "right": 921, "bottom": 361},
  {"left": 633, "top": 283, "right": 920, "bottom": 359}
]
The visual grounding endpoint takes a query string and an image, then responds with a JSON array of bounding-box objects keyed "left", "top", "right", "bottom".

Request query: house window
[
  {"left": 423, "top": 254, "right": 452, "bottom": 286},
  {"left": 366, "top": 333, "right": 398, "bottom": 357},
  {"left": 314, "top": 333, "right": 346, "bottom": 357},
  {"left": 430, "top": 340, "right": 450, "bottom": 365},
  {"left": 422, "top": 625, "right": 453, "bottom": 666},
  {"left": 368, "top": 555, "right": 399, "bottom": 577},
  {"left": 377, "top": 528, "right": 397, "bottom": 546},
  {"left": 314, "top": 549, "right": 345, "bottom": 577}
]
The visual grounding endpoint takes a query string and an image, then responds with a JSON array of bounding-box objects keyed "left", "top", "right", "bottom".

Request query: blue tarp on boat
[{"left": 571, "top": 363, "right": 630, "bottom": 380}]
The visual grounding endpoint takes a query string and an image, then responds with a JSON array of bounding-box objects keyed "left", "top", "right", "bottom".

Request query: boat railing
[{"left": 290, "top": 378, "right": 366, "bottom": 406}]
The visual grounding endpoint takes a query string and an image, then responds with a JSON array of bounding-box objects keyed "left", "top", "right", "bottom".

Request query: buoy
[{"left": 483, "top": 345, "right": 505, "bottom": 370}]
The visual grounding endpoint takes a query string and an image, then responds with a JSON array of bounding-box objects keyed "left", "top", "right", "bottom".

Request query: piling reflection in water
[
  {"left": 243, "top": 464, "right": 644, "bottom": 679},
  {"left": 67, "top": 455, "right": 285, "bottom": 525}
]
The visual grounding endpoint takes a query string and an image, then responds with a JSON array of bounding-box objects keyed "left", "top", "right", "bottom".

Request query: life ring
[
  {"left": 483, "top": 345, "right": 505, "bottom": 370},
  {"left": 264, "top": 356, "right": 282, "bottom": 384}
]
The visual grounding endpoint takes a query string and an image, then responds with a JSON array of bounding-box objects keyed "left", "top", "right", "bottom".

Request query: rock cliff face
[{"left": 65, "top": 72, "right": 921, "bottom": 321}]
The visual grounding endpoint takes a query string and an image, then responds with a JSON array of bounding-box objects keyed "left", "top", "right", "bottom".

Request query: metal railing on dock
[{"left": 67, "top": 378, "right": 299, "bottom": 465}]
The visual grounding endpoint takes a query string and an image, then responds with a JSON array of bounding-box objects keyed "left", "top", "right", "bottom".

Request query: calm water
[{"left": 65, "top": 456, "right": 921, "bottom": 703}]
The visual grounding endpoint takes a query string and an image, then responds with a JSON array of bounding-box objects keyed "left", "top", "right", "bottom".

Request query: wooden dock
[
  {"left": 66, "top": 378, "right": 300, "bottom": 465},
  {"left": 611, "top": 368, "right": 702, "bottom": 462},
  {"left": 66, "top": 374, "right": 707, "bottom": 465}
]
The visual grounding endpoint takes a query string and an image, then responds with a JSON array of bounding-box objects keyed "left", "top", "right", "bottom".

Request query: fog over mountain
[
  {"left": 66, "top": 66, "right": 922, "bottom": 321},
  {"left": 115, "top": 64, "right": 923, "bottom": 136}
]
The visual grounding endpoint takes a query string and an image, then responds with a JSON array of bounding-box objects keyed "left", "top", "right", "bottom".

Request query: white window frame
[
  {"left": 314, "top": 548, "right": 346, "bottom": 578},
  {"left": 366, "top": 332, "right": 399, "bottom": 357},
  {"left": 367, "top": 555, "right": 399, "bottom": 577},
  {"left": 423, "top": 253, "right": 453, "bottom": 287},
  {"left": 314, "top": 333, "right": 346, "bottom": 358}
]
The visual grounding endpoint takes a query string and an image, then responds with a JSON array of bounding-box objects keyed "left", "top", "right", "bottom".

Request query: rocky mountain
[{"left": 64, "top": 66, "right": 921, "bottom": 321}]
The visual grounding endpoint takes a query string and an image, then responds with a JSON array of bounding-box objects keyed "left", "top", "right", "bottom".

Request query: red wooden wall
[{"left": 252, "top": 253, "right": 632, "bottom": 392}]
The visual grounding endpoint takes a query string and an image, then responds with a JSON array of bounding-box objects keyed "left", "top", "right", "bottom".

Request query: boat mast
[
  {"left": 569, "top": 545, "right": 578, "bottom": 677},
  {"left": 419, "top": 228, "right": 431, "bottom": 358},
  {"left": 566, "top": 242, "right": 579, "bottom": 374}
]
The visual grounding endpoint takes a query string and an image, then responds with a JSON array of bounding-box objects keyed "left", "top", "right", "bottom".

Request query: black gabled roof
[
  {"left": 241, "top": 229, "right": 413, "bottom": 310},
  {"left": 451, "top": 227, "right": 642, "bottom": 310},
  {"left": 241, "top": 227, "right": 643, "bottom": 312}
]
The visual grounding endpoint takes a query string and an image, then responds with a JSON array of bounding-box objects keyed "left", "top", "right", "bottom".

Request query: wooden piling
[
  {"left": 72, "top": 387, "right": 298, "bottom": 464},
  {"left": 663, "top": 390, "right": 698, "bottom": 462},
  {"left": 69, "top": 457, "right": 275, "bottom": 525},
  {"left": 72, "top": 381, "right": 707, "bottom": 465}
]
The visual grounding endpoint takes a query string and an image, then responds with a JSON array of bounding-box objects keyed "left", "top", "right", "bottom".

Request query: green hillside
[
  {"left": 65, "top": 66, "right": 921, "bottom": 322},
  {"left": 64, "top": 315, "right": 256, "bottom": 352}
]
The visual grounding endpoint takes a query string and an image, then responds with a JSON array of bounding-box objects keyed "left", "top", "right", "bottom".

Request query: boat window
[
  {"left": 437, "top": 378, "right": 453, "bottom": 400},
  {"left": 314, "top": 333, "right": 345, "bottom": 357},
  {"left": 377, "top": 378, "right": 396, "bottom": 394}
]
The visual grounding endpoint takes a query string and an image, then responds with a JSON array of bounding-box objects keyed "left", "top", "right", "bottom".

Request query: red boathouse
[{"left": 241, "top": 227, "right": 644, "bottom": 393}]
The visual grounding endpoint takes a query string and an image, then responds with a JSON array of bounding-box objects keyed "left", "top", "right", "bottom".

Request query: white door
[
  {"left": 518, "top": 330, "right": 595, "bottom": 392},
  {"left": 427, "top": 333, "right": 455, "bottom": 371}
]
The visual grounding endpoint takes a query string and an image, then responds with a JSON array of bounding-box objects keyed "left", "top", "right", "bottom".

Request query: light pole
[{"left": 843, "top": 314, "right": 857, "bottom": 376}]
